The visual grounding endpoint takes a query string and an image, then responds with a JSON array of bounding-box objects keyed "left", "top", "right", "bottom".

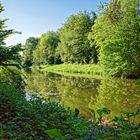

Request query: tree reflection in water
[{"left": 25, "top": 69, "right": 140, "bottom": 121}]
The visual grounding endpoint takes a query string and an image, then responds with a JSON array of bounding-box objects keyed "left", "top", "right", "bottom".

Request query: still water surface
[{"left": 25, "top": 69, "right": 140, "bottom": 121}]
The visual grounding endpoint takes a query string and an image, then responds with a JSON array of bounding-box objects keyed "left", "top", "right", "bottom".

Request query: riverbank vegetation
[
  {"left": 23, "top": 0, "right": 140, "bottom": 78},
  {"left": 0, "top": 0, "right": 140, "bottom": 139},
  {"left": 41, "top": 64, "right": 102, "bottom": 76}
]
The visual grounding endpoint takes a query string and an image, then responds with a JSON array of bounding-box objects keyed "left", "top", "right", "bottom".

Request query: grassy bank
[{"left": 41, "top": 64, "right": 102, "bottom": 76}]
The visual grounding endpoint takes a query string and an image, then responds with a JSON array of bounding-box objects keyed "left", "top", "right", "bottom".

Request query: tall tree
[
  {"left": 91, "top": 0, "right": 140, "bottom": 77},
  {"left": 33, "top": 31, "right": 60, "bottom": 65},
  {"left": 23, "top": 37, "right": 39, "bottom": 67},
  {"left": 59, "top": 11, "right": 97, "bottom": 64},
  {"left": 0, "top": 3, "right": 22, "bottom": 67}
]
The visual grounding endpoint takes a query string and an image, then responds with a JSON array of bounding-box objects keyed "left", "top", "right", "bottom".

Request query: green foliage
[
  {"left": 1, "top": 1, "right": 140, "bottom": 139},
  {"left": 112, "top": 110, "right": 140, "bottom": 140},
  {"left": 136, "top": 79, "right": 140, "bottom": 85},
  {"left": 23, "top": 37, "right": 39, "bottom": 67},
  {"left": 46, "top": 129, "right": 65, "bottom": 140},
  {"left": 59, "top": 11, "right": 98, "bottom": 64},
  {"left": 97, "top": 108, "right": 111, "bottom": 116},
  {"left": 33, "top": 31, "right": 61, "bottom": 65},
  {"left": 24, "top": 0, "right": 139, "bottom": 79},
  {"left": 0, "top": 68, "right": 91, "bottom": 139},
  {"left": 91, "top": 0, "right": 140, "bottom": 77},
  {"left": 0, "top": 3, "right": 12, "bottom": 46},
  {"left": 0, "top": 2, "right": 22, "bottom": 67}
]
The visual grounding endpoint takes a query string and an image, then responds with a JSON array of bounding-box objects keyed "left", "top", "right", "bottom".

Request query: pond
[{"left": 25, "top": 69, "right": 140, "bottom": 121}]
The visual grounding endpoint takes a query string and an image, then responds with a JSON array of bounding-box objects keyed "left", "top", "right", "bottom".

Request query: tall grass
[{"left": 42, "top": 64, "right": 102, "bottom": 75}]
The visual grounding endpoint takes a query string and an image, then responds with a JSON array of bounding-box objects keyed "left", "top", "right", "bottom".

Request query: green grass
[{"left": 41, "top": 64, "right": 102, "bottom": 76}]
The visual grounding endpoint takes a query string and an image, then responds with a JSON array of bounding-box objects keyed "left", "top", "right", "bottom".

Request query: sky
[{"left": 1, "top": 0, "right": 109, "bottom": 46}]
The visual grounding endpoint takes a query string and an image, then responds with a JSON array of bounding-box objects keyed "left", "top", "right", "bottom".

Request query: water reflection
[
  {"left": 25, "top": 69, "right": 140, "bottom": 121},
  {"left": 89, "top": 77, "right": 140, "bottom": 121}
]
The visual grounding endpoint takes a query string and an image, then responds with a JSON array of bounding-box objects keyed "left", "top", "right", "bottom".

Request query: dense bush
[{"left": 90, "top": 0, "right": 140, "bottom": 77}]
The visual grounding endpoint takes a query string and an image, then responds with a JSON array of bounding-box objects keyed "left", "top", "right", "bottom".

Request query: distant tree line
[
  {"left": 23, "top": 11, "right": 98, "bottom": 67},
  {"left": 23, "top": 0, "right": 140, "bottom": 78}
]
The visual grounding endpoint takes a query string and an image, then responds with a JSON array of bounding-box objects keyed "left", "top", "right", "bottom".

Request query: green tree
[
  {"left": 0, "top": 3, "right": 22, "bottom": 67},
  {"left": 91, "top": 0, "right": 140, "bottom": 77},
  {"left": 59, "top": 11, "right": 97, "bottom": 64},
  {"left": 23, "top": 37, "right": 39, "bottom": 67},
  {"left": 33, "top": 31, "right": 60, "bottom": 65}
]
